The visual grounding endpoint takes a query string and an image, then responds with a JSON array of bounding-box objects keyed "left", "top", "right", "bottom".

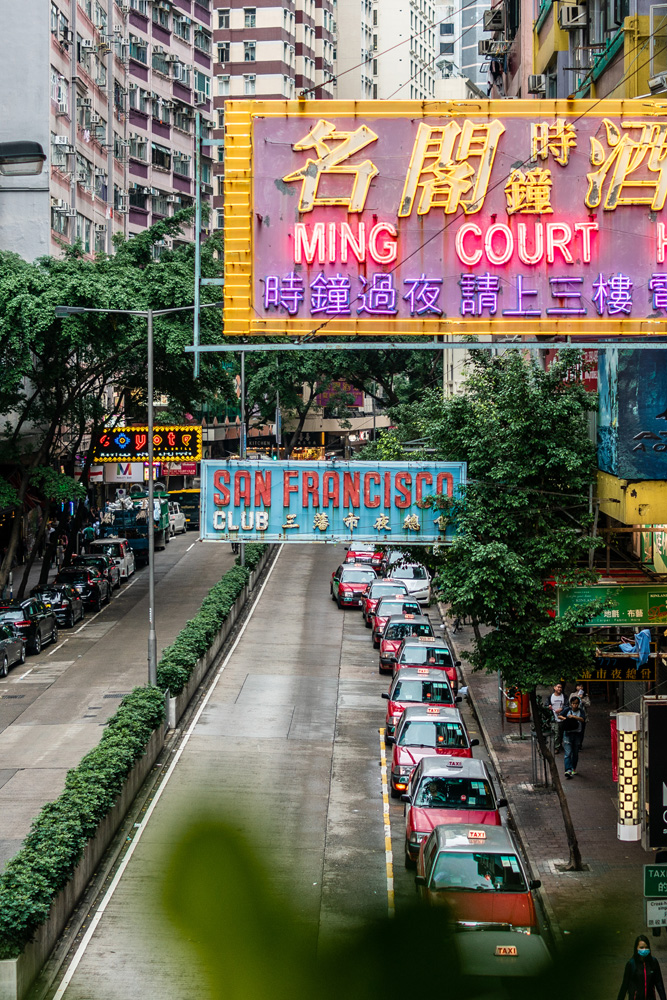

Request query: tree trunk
[
  {"left": 472, "top": 617, "right": 482, "bottom": 645},
  {"left": 17, "top": 501, "right": 50, "bottom": 600},
  {"left": 529, "top": 688, "right": 583, "bottom": 871}
]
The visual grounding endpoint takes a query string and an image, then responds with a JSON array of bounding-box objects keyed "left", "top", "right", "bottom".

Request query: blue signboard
[{"left": 200, "top": 460, "right": 466, "bottom": 544}]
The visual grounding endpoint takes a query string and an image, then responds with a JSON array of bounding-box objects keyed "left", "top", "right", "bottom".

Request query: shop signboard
[
  {"left": 224, "top": 100, "right": 667, "bottom": 338},
  {"left": 200, "top": 459, "right": 465, "bottom": 543},
  {"left": 557, "top": 584, "right": 667, "bottom": 626},
  {"left": 92, "top": 426, "right": 202, "bottom": 463}
]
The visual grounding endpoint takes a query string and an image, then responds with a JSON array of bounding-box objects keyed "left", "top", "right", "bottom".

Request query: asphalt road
[
  {"left": 42, "top": 543, "right": 496, "bottom": 1000},
  {"left": 0, "top": 531, "right": 235, "bottom": 871}
]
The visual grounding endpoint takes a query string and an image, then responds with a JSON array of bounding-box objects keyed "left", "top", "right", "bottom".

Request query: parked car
[
  {"left": 361, "top": 579, "right": 409, "bottom": 626},
  {"left": 395, "top": 636, "right": 460, "bottom": 694},
  {"left": 0, "top": 622, "right": 26, "bottom": 675},
  {"left": 387, "top": 562, "right": 431, "bottom": 604},
  {"left": 0, "top": 598, "right": 58, "bottom": 654},
  {"left": 87, "top": 538, "right": 135, "bottom": 580},
  {"left": 388, "top": 704, "right": 479, "bottom": 796},
  {"left": 371, "top": 597, "right": 422, "bottom": 647},
  {"left": 382, "top": 666, "right": 459, "bottom": 738},
  {"left": 168, "top": 502, "right": 187, "bottom": 536},
  {"left": 55, "top": 566, "right": 111, "bottom": 612},
  {"left": 73, "top": 553, "right": 121, "bottom": 590},
  {"left": 330, "top": 564, "right": 377, "bottom": 608},
  {"left": 30, "top": 583, "right": 85, "bottom": 627},
  {"left": 344, "top": 544, "right": 383, "bottom": 570},
  {"left": 378, "top": 613, "right": 434, "bottom": 672}
]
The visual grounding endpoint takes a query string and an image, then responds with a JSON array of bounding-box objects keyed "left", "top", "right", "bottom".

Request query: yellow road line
[{"left": 379, "top": 727, "right": 395, "bottom": 918}]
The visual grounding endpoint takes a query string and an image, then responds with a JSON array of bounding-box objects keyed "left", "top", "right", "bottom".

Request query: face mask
[{"left": 638, "top": 949, "right": 650, "bottom": 957}]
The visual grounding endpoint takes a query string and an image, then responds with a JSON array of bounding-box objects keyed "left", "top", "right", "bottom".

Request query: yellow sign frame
[{"left": 223, "top": 99, "right": 667, "bottom": 337}]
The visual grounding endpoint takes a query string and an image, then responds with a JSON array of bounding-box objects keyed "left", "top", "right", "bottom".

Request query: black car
[
  {"left": 72, "top": 554, "right": 121, "bottom": 590},
  {"left": 30, "top": 584, "right": 85, "bottom": 628},
  {"left": 0, "top": 599, "right": 58, "bottom": 655},
  {"left": 0, "top": 623, "right": 26, "bottom": 676},
  {"left": 54, "top": 567, "right": 111, "bottom": 611}
]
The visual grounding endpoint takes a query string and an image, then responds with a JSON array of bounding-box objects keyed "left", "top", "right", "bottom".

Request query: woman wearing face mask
[{"left": 617, "top": 936, "right": 667, "bottom": 1000}]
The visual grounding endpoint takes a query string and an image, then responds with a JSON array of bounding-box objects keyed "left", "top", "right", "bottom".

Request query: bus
[{"left": 167, "top": 488, "right": 201, "bottom": 531}]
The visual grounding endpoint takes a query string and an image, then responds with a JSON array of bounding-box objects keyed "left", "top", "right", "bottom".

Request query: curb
[{"left": 437, "top": 600, "right": 563, "bottom": 951}]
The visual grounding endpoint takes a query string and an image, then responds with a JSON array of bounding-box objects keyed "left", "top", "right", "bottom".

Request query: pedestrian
[
  {"left": 570, "top": 684, "right": 590, "bottom": 750},
  {"left": 617, "top": 935, "right": 666, "bottom": 1000},
  {"left": 82, "top": 523, "right": 95, "bottom": 553},
  {"left": 549, "top": 682, "right": 566, "bottom": 754},
  {"left": 558, "top": 695, "right": 586, "bottom": 778}
]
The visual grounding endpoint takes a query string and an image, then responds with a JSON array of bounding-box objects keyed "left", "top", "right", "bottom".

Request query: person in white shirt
[{"left": 549, "top": 682, "right": 566, "bottom": 754}]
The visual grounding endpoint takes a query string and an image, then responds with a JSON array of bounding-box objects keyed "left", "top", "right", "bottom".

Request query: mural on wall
[{"left": 597, "top": 349, "right": 667, "bottom": 480}]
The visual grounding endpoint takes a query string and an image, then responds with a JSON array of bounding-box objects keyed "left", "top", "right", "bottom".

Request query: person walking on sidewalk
[
  {"left": 549, "top": 683, "right": 566, "bottom": 754},
  {"left": 617, "top": 936, "right": 666, "bottom": 1000},
  {"left": 558, "top": 696, "right": 586, "bottom": 778},
  {"left": 570, "top": 685, "right": 590, "bottom": 750}
]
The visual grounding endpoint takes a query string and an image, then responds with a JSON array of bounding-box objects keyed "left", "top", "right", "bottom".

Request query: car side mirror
[
  {"left": 385, "top": 734, "right": 395, "bottom": 745},
  {"left": 400, "top": 793, "right": 411, "bottom": 803},
  {"left": 415, "top": 875, "right": 426, "bottom": 887},
  {"left": 470, "top": 738, "right": 480, "bottom": 747},
  {"left": 497, "top": 798, "right": 508, "bottom": 808},
  {"left": 455, "top": 660, "right": 461, "bottom": 667},
  {"left": 529, "top": 879, "right": 541, "bottom": 891},
  {"left": 381, "top": 692, "right": 389, "bottom": 700},
  {"left": 455, "top": 696, "right": 462, "bottom": 703}
]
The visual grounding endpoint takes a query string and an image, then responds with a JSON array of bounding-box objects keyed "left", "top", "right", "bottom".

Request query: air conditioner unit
[
  {"left": 528, "top": 74, "right": 546, "bottom": 94},
  {"left": 53, "top": 135, "right": 70, "bottom": 146},
  {"left": 121, "top": 3, "right": 130, "bottom": 12},
  {"left": 58, "top": 101, "right": 69, "bottom": 113},
  {"left": 89, "top": 113, "right": 101, "bottom": 124},
  {"left": 166, "top": 54, "right": 179, "bottom": 62},
  {"left": 159, "top": 0, "right": 170, "bottom": 8},
  {"left": 477, "top": 39, "right": 494, "bottom": 55},
  {"left": 483, "top": 7, "right": 505, "bottom": 31},
  {"left": 166, "top": 194, "right": 180, "bottom": 202},
  {"left": 95, "top": 223, "right": 107, "bottom": 232},
  {"left": 65, "top": 209, "right": 78, "bottom": 217},
  {"left": 82, "top": 39, "right": 96, "bottom": 50},
  {"left": 52, "top": 199, "right": 67, "bottom": 209},
  {"left": 77, "top": 170, "right": 89, "bottom": 182},
  {"left": 78, "top": 97, "right": 92, "bottom": 108},
  {"left": 61, "top": 27, "right": 74, "bottom": 43},
  {"left": 559, "top": 4, "right": 586, "bottom": 28},
  {"left": 195, "top": 91, "right": 207, "bottom": 105},
  {"left": 153, "top": 44, "right": 165, "bottom": 54}
]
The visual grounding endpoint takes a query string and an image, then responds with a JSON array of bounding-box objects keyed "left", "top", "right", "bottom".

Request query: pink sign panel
[{"left": 315, "top": 381, "right": 364, "bottom": 408}]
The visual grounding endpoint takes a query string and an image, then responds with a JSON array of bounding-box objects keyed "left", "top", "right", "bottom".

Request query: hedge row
[
  {"left": 0, "top": 543, "right": 268, "bottom": 960},
  {"left": 156, "top": 542, "right": 267, "bottom": 696},
  {"left": 0, "top": 686, "right": 166, "bottom": 959}
]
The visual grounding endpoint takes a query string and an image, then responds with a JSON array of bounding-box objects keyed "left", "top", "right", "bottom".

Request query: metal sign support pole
[
  {"left": 193, "top": 112, "right": 202, "bottom": 378},
  {"left": 147, "top": 308, "right": 157, "bottom": 686}
]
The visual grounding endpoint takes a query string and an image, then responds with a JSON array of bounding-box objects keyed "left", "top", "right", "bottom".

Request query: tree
[{"left": 389, "top": 350, "right": 603, "bottom": 870}]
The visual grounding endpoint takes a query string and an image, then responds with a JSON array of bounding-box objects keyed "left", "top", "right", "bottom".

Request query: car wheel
[
  {"left": 51, "top": 624, "right": 58, "bottom": 645},
  {"left": 404, "top": 846, "right": 415, "bottom": 870},
  {"left": 32, "top": 633, "right": 41, "bottom": 655},
  {"left": 66, "top": 610, "right": 74, "bottom": 628},
  {"left": 19, "top": 643, "right": 25, "bottom": 664},
  {"left": 0, "top": 654, "right": 8, "bottom": 678},
  {"left": 390, "top": 785, "right": 400, "bottom": 799},
  {"left": 115, "top": 575, "right": 121, "bottom": 591},
  {"left": 95, "top": 595, "right": 102, "bottom": 613},
  {"left": 365, "top": 617, "right": 371, "bottom": 628},
  {"left": 337, "top": 597, "right": 344, "bottom": 609},
  {"left": 373, "top": 638, "right": 380, "bottom": 649}
]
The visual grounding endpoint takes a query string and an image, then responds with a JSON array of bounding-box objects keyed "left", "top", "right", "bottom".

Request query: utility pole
[
  {"left": 240, "top": 350, "right": 246, "bottom": 567},
  {"left": 147, "top": 308, "right": 157, "bottom": 685}
]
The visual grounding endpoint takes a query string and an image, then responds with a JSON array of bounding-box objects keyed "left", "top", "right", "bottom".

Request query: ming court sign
[
  {"left": 223, "top": 100, "right": 667, "bottom": 337},
  {"left": 200, "top": 460, "right": 465, "bottom": 543}
]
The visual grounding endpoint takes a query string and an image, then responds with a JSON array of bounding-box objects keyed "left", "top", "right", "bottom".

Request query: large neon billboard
[{"left": 223, "top": 100, "right": 667, "bottom": 336}]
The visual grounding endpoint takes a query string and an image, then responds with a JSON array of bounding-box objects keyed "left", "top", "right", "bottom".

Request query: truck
[{"left": 100, "top": 484, "right": 171, "bottom": 566}]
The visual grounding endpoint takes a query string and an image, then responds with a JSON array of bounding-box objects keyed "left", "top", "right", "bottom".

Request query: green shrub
[
  {"left": 0, "top": 687, "right": 165, "bottom": 959},
  {"left": 235, "top": 542, "right": 266, "bottom": 571}
]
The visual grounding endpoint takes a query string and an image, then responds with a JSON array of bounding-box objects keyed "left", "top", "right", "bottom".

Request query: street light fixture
[
  {"left": 0, "top": 141, "right": 46, "bottom": 176},
  {"left": 55, "top": 300, "right": 222, "bottom": 686}
]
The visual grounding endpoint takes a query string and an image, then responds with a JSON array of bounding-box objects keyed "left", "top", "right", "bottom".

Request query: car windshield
[
  {"left": 393, "top": 566, "right": 428, "bottom": 580},
  {"left": 430, "top": 852, "right": 527, "bottom": 893},
  {"left": 0, "top": 610, "right": 23, "bottom": 621},
  {"left": 97, "top": 544, "right": 121, "bottom": 558},
  {"left": 385, "top": 622, "right": 433, "bottom": 639},
  {"left": 398, "top": 720, "right": 467, "bottom": 748},
  {"left": 341, "top": 569, "right": 376, "bottom": 582},
  {"left": 392, "top": 679, "right": 453, "bottom": 704},
  {"left": 58, "top": 571, "right": 91, "bottom": 583},
  {"left": 376, "top": 600, "right": 420, "bottom": 617},
  {"left": 371, "top": 583, "right": 407, "bottom": 597},
  {"left": 81, "top": 558, "right": 105, "bottom": 568},
  {"left": 415, "top": 777, "right": 495, "bottom": 810},
  {"left": 399, "top": 646, "right": 452, "bottom": 666}
]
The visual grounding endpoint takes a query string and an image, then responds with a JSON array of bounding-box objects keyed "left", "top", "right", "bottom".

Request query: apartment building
[
  {"left": 336, "top": 0, "right": 373, "bottom": 98},
  {"left": 436, "top": 0, "right": 491, "bottom": 88},
  {"left": 369, "top": 0, "right": 437, "bottom": 100},
  {"left": 0, "top": 0, "right": 213, "bottom": 262}
]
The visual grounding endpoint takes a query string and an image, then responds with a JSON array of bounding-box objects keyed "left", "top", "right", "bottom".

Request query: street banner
[
  {"left": 224, "top": 100, "right": 667, "bottom": 338},
  {"left": 200, "top": 459, "right": 466, "bottom": 543},
  {"left": 557, "top": 584, "right": 667, "bottom": 625},
  {"left": 92, "top": 426, "right": 202, "bottom": 463}
]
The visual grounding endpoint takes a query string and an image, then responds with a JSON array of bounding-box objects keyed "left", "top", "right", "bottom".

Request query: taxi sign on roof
[
  {"left": 404, "top": 614, "right": 415, "bottom": 619},
  {"left": 445, "top": 759, "right": 464, "bottom": 767},
  {"left": 468, "top": 829, "right": 487, "bottom": 840},
  {"left": 495, "top": 945, "right": 518, "bottom": 957},
  {"left": 418, "top": 637, "right": 436, "bottom": 642},
  {"left": 426, "top": 706, "right": 441, "bottom": 714},
  {"left": 417, "top": 668, "right": 430, "bottom": 674}
]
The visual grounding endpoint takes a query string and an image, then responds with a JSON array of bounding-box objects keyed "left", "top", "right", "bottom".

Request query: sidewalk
[
  {"left": 1, "top": 553, "right": 61, "bottom": 602},
  {"left": 445, "top": 616, "right": 667, "bottom": 994}
]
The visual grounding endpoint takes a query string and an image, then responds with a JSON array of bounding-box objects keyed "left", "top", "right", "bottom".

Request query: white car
[
  {"left": 169, "top": 502, "right": 187, "bottom": 536},
  {"left": 389, "top": 563, "right": 431, "bottom": 604},
  {"left": 88, "top": 538, "right": 136, "bottom": 581}
]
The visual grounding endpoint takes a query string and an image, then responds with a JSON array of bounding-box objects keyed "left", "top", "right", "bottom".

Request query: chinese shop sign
[
  {"left": 200, "top": 460, "right": 465, "bottom": 543},
  {"left": 223, "top": 101, "right": 667, "bottom": 336},
  {"left": 557, "top": 584, "right": 667, "bottom": 626},
  {"left": 92, "top": 426, "right": 202, "bottom": 463}
]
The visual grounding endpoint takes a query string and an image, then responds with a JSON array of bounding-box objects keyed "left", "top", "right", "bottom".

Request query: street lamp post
[{"left": 55, "top": 300, "right": 222, "bottom": 685}]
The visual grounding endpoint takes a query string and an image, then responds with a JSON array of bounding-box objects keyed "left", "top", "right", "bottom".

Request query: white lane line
[
  {"left": 75, "top": 609, "right": 104, "bottom": 633},
  {"left": 186, "top": 543, "right": 194, "bottom": 552},
  {"left": 19, "top": 668, "right": 33, "bottom": 680},
  {"left": 52, "top": 544, "right": 284, "bottom": 1000},
  {"left": 48, "top": 639, "right": 69, "bottom": 657},
  {"left": 379, "top": 727, "right": 395, "bottom": 919},
  {"left": 118, "top": 577, "right": 138, "bottom": 595}
]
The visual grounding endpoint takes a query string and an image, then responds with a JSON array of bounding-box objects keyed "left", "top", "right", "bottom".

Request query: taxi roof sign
[
  {"left": 417, "top": 668, "right": 430, "bottom": 674},
  {"left": 468, "top": 829, "right": 487, "bottom": 840},
  {"left": 495, "top": 945, "right": 518, "bottom": 957},
  {"left": 418, "top": 637, "right": 436, "bottom": 642},
  {"left": 426, "top": 706, "right": 441, "bottom": 715},
  {"left": 445, "top": 759, "right": 464, "bottom": 767}
]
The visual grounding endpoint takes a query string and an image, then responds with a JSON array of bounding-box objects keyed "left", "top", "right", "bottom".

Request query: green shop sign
[{"left": 556, "top": 585, "right": 667, "bottom": 626}]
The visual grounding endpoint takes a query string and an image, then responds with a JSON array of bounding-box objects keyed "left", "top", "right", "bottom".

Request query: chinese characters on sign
[
  {"left": 556, "top": 585, "right": 667, "bottom": 626},
  {"left": 200, "top": 460, "right": 466, "bottom": 544},
  {"left": 224, "top": 102, "right": 667, "bottom": 335}
]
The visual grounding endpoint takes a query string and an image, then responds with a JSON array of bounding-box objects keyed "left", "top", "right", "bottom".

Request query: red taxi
[
  {"left": 388, "top": 705, "right": 478, "bottom": 796},
  {"left": 362, "top": 579, "right": 408, "bottom": 626},
  {"left": 344, "top": 544, "right": 384, "bottom": 570},
  {"left": 415, "top": 824, "right": 540, "bottom": 931},
  {"left": 395, "top": 636, "right": 460, "bottom": 694},
  {"left": 372, "top": 597, "right": 421, "bottom": 647},
  {"left": 382, "top": 666, "right": 459, "bottom": 738},
  {"left": 379, "top": 614, "right": 433, "bottom": 672},
  {"left": 330, "top": 563, "right": 377, "bottom": 608},
  {"left": 402, "top": 757, "right": 506, "bottom": 865}
]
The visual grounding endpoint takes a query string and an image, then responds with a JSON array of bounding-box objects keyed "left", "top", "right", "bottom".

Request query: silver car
[{"left": 388, "top": 562, "right": 431, "bottom": 604}]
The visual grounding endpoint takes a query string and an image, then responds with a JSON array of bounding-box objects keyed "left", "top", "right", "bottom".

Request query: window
[
  {"left": 79, "top": 0, "right": 93, "bottom": 17},
  {"left": 194, "top": 27, "right": 212, "bottom": 53},
  {"left": 152, "top": 4, "right": 169, "bottom": 28},
  {"left": 129, "top": 34, "right": 148, "bottom": 63},
  {"left": 152, "top": 190, "right": 170, "bottom": 216},
  {"left": 76, "top": 154, "right": 93, "bottom": 189},
  {"left": 217, "top": 42, "right": 230, "bottom": 62},
  {"left": 129, "top": 186, "right": 148, "bottom": 209},
  {"left": 50, "top": 133, "right": 69, "bottom": 168},
  {"left": 173, "top": 14, "right": 191, "bottom": 40},
  {"left": 217, "top": 144, "right": 224, "bottom": 161},
  {"left": 439, "top": 42, "right": 454, "bottom": 53},
  {"left": 194, "top": 70, "right": 211, "bottom": 97},
  {"left": 218, "top": 74, "right": 230, "bottom": 95},
  {"left": 217, "top": 108, "right": 225, "bottom": 126},
  {"left": 218, "top": 7, "right": 230, "bottom": 27},
  {"left": 216, "top": 175, "right": 225, "bottom": 195},
  {"left": 244, "top": 6, "right": 256, "bottom": 26},
  {"left": 76, "top": 214, "right": 92, "bottom": 254},
  {"left": 152, "top": 142, "right": 172, "bottom": 170},
  {"left": 244, "top": 74, "right": 256, "bottom": 95},
  {"left": 216, "top": 209, "right": 225, "bottom": 228},
  {"left": 373, "top": 57, "right": 377, "bottom": 74},
  {"left": 173, "top": 152, "right": 191, "bottom": 177},
  {"left": 440, "top": 22, "right": 454, "bottom": 33},
  {"left": 130, "top": 0, "right": 150, "bottom": 12},
  {"left": 51, "top": 2, "right": 59, "bottom": 33},
  {"left": 244, "top": 40, "right": 256, "bottom": 61},
  {"left": 52, "top": 207, "right": 69, "bottom": 236},
  {"left": 50, "top": 67, "right": 68, "bottom": 110},
  {"left": 173, "top": 106, "right": 192, "bottom": 131},
  {"left": 152, "top": 48, "right": 169, "bottom": 74}
]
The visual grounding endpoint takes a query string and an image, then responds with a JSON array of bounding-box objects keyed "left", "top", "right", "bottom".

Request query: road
[
  {"left": 0, "top": 532, "right": 235, "bottom": 870},
  {"left": 42, "top": 543, "right": 495, "bottom": 1000}
]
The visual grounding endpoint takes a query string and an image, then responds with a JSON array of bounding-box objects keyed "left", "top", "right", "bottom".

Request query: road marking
[
  {"left": 118, "top": 577, "right": 138, "bottom": 595},
  {"left": 378, "top": 727, "right": 395, "bottom": 919},
  {"left": 19, "top": 668, "right": 33, "bottom": 680},
  {"left": 52, "top": 544, "right": 284, "bottom": 1000},
  {"left": 48, "top": 639, "right": 69, "bottom": 657},
  {"left": 186, "top": 543, "right": 194, "bottom": 552},
  {"left": 75, "top": 609, "right": 104, "bottom": 633}
]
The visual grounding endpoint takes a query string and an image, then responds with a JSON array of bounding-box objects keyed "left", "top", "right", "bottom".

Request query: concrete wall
[{"left": 0, "top": 2, "right": 51, "bottom": 260}]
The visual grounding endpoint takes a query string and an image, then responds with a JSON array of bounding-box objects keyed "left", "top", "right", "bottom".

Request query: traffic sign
[
  {"left": 647, "top": 900, "right": 667, "bottom": 927},
  {"left": 645, "top": 865, "right": 667, "bottom": 897}
]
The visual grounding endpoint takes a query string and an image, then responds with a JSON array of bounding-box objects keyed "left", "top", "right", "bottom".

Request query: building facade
[{"left": 370, "top": 0, "right": 437, "bottom": 100}]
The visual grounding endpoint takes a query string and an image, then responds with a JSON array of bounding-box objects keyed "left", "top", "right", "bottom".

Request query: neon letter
[
  {"left": 484, "top": 224, "right": 513, "bottom": 266},
  {"left": 294, "top": 223, "right": 326, "bottom": 264},
  {"left": 659, "top": 222, "right": 667, "bottom": 265},
  {"left": 283, "top": 470, "right": 299, "bottom": 506},
  {"left": 455, "top": 223, "right": 483, "bottom": 266},
  {"left": 574, "top": 221, "right": 598, "bottom": 263},
  {"left": 340, "top": 222, "right": 366, "bottom": 264},
  {"left": 517, "top": 222, "right": 544, "bottom": 265},
  {"left": 546, "top": 222, "right": 573, "bottom": 264},
  {"left": 368, "top": 223, "right": 398, "bottom": 264},
  {"left": 234, "top": 471, "right": 251, "bottom": 507}
]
